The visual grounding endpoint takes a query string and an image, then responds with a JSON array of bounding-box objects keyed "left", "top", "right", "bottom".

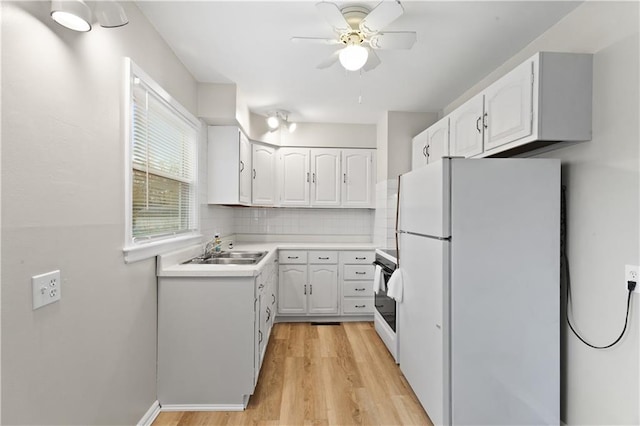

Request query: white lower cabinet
[
  {"left": 158, "top": 256, "right": 278, "bottom": 409},
  {"left": 278, "top": 250, "right": 339, "bottom": 316},
  {"left": 340, "top": 251, "right": 375, "bottom": 315}
]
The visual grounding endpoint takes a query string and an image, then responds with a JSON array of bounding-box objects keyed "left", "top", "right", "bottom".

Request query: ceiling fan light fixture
[
  {"left": 51, "top": 0, "right": 92, "bottom": 32},
  {"left": 339, "top": 43, "right": 368, "bottom": 71}
]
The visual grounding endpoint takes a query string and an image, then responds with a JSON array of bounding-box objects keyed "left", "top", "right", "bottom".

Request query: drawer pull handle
[
  {"left": 272, "top": 294, "right": 276, "bottom": 304},
  {"left": 310, "top": 284, "right": 313, "bottom": 295},
  {"left": 355, "top": 305, "right": 366, "bottom": 308},
  {"left": 375, "top": 304, "right": 384, "bottom": 308},
  {"left": 355, "top": 257, "right": 366, "bottom": 260},
  {"left": 258, "top": 330, "right": 263, "bottom": 343},
  {"left": 288, "top": 256, "right": 299, "bottom": 259},
  {"left": 304, "top": 284, "right": 307, "bottom": 295},
  {"left": 355, "top": 288, "right": 366, "bottom": 291},
  {"left": 355, "top": 272, "right": 366, "bottom": 275},
  {"left": 318, "top": 257, "right": 330, "bottom": 260}
]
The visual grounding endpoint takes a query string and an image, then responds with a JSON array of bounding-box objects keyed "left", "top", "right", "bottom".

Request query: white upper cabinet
[
  {"left": 449, "top": 94, "right": 485, "bottom": 158},
  {"left": 208, "top": 126, "right": 251, "bottom": 205},
  {"left": 427, "top": 117, "right": 450, "bottom": 164},
  {"left": 412, "top": 129, "right": 429, "bottom": 170},
  {"left": 238, "top": 132, "right": 252, "bottom": 204},
  {"left": 447, "top": 52, "right": 592, "bottom": 158},
  {"left": 311, "top": 149, "right": 341, "bottom": 207},
  {"left": 413, "top": 117, "right": 449, "bottom": 171},
  {"left": 483, "top": 59, "right": 534, "bottom": 151},
  {"left": 252, "top": 144, "right": 276, "bottom": 205},
  {"left": 341, "top": 149, "right": 375, "bottom": 208},
  {"left": 280, "top": 148, "right": 310, "bottom": 206}
]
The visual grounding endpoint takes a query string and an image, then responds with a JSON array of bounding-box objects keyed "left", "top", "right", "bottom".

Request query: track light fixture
[
  {"left": 51, "top": 0, "right": 129, "bottom": 32},
  {"left": 266, "top": 111, "right": 296, "bottom": 133}
]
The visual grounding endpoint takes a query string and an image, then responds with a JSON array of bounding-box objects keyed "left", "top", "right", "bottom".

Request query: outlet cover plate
[
  {"left": 32, "top": 270, "right": 61, "bottom": 310},
  {"left": 625, "top": 265, "right": 639, "bottom": 293}
]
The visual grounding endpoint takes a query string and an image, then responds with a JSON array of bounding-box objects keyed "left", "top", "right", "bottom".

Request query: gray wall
[
  {"left": 444, "top": 2, "right": 639, "bottom": 424},
  {"left": 1, "top": 2, "right": 198, "bottom": 424}
]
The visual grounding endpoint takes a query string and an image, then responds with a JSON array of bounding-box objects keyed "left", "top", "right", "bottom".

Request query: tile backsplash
[
  {"left": 374, "top": 179, "right": 398, "bottom": 249},
  {"left": 234, "top": 208, "right": 374, "bottom": 236}
]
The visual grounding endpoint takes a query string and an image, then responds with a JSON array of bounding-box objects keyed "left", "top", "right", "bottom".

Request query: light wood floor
[{"left": 153, "top": 322, "right": 432, "bottom": 426}]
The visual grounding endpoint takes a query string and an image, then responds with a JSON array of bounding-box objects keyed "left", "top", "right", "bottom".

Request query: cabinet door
[
  {"left": 311, "top": 149, "right": 341, "bottom": 207},
  {"left": 412, "top": 130, "right": 429, "bottom": 170},
  {"left": 278, "top": 265, "right": 307, "bottom": 314},
  {"left": 449, "top": 94, "right": 484, "bottom": 158},
  {"left": 341, "top": 149, "right": 374, "bottom": 207},
  {"left": 484, "top": 59, "right": 534, "bottom": 151},
  {"left": 239, "top": 132, "right": 252, "bottom": 204},
  {"left": 427, "top": 117, "right": 449, "bottom": 164},
  {"left": 308, "top": 265, "right": 339, "bottom": 315},
  {"left": 252, "top": 144, "right": 275, "bottom": 205},
  {"left": 280, "top": 148, "right": 310, "bottom": 206}
]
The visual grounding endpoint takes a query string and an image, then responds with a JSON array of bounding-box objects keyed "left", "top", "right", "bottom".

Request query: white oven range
[{"left": 373, "top": 248, "right": 399, "bottom": 363}]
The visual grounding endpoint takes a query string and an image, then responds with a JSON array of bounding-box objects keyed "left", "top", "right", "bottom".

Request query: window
[{"left": 124, "top": 59, "right": 200, "bottom": 262}]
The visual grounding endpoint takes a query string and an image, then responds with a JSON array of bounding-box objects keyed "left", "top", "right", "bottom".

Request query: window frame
[{"left": 123, "top": 58, "right": 201, "bottom": 263}]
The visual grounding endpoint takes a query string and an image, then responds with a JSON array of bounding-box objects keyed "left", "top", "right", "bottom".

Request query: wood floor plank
[{"left": 152, "top": 322, "right": 429, "bottom": 426}]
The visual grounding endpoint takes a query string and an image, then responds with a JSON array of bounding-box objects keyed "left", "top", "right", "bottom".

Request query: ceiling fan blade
[
  {"left": 369, "top": 31, "right": 416, "bottom": 50},
  {"left": 359, "top": 1, "right": 404, "bottom": 35},
  {"left": 317, "top": 49, "right": 341, "bottom": 69},
  {"left": 362, "top": 48, "right": 381, "bottom": 72},
  {"left": 316, "top": 2, "right": 352, "bottom": 33},
  {"left": 291, "top": 37, "right": 340, "bottom": 45}
]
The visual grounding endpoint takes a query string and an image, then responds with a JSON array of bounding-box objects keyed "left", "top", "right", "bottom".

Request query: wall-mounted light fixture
[
  {"left": 51, "top": 0, "right": 129, "bottom": 32},
  {"left": 266, "top": 111, "right": 296, "bottom": 133}
]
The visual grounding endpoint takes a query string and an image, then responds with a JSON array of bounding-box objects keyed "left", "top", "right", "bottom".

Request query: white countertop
[{"left": 157, "top": 241, "right": 377, "bottom": 278}]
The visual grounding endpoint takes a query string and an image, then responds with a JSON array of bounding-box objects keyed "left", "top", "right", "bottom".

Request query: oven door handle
[{"left": 372, "top": 260, "right": 395, "bottom": 275}]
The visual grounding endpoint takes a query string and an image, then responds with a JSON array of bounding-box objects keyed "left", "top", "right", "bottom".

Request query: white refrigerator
[{"left": 397, "top": 158, "right": 560, "bottom": 426}]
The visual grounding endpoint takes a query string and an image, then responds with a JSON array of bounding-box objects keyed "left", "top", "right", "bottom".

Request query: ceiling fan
[{"left": 292, "top": 1, "right": 416, "bottom": 72}]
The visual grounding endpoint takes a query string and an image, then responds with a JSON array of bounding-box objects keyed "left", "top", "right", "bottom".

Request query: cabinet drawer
[
  {"left": 308, "top": 251, "right": 338, "bottom": 264},
  {"left": 343, "top": 281, "right": 373, "bottom": 297},
  {"left": 342, "top": 297, "right": 374, "bottom": 314},
  {"left": 343, "top": 264, "right": 374, "bottom": 280},
  {"left": 279, "top": 250, "right": 307, "bottom": 264},
  {"left": 341, "top": 251, "right": 374, "bottom": 264}
]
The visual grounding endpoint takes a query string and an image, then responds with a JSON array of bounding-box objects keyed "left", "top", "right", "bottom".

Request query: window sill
[{"left": 123, "top": 233, "right": 203, "bottom": 264}]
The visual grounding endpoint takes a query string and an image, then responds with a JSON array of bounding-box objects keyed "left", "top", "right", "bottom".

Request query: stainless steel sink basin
[
  {"left": 216, "top": 251, "right": 266, "bottom": 259},
  {"left": 181, "top": 251, "right": 267, "bottom": 265},
  {"left": 203, "top": 258, "right": 259, "bottom": 265}
]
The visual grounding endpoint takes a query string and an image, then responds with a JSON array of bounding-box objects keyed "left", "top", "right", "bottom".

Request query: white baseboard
[
  {"left": 161, "top": 404, "right": 245, "bottom": 412},
  {"left": 137, "top": 400, "right": 161, "bottom": 426}
]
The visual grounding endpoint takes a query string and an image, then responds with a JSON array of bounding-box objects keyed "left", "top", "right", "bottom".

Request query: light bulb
[
  {"left": 267, "top": 115, "right": 280, "bottom": 130},
  {"left": 339, "top": 43, "right": 369, "bottom": 71},
  {"left": 51, "top": 0, "right": 92, "bottom": 32},
  {"left": 287, "top": 122, "right": 297, "bottom": 133}
]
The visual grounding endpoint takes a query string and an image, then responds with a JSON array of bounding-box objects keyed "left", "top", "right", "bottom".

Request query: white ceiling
[{"left": 136, "top": 1, "right": 581, "bottom": 124}]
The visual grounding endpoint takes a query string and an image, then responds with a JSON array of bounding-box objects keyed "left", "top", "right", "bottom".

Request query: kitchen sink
[{"left": 181, "top": 251, "right": 267, "bottom": 265}]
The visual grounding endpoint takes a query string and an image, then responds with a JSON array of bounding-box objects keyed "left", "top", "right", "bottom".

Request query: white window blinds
[{"left": 129, "top": 67, "right": 198, "bottom": 243}]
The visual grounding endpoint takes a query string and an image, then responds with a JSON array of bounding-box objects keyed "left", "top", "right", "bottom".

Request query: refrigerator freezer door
[
  {"left": 398, "top": 159, "right": 451, "bottom": 238},
  {"left": 398, "top": 232, "right": 449, "bottom": 426}
]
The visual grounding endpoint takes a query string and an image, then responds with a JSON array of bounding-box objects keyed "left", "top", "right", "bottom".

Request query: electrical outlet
[
  {"left": 32, "top": 270, "right": 61, "bottom": 310},
  {"left": 625, "top": 265, "right": 639, "bottom": 293}
]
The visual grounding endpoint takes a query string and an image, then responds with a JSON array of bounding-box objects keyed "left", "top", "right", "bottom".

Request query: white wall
[
  {"left": 280, "top": 122, "right": 376, "bottom": 148},
  {"left": 1, "top": 2, "right": 198, "bottom": 424},
  {"left": 387, "top": 111, "right": 437, "bottom": 180},
  {"left": 444, "top": 2, "right": 640, "bottom": 424}
]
